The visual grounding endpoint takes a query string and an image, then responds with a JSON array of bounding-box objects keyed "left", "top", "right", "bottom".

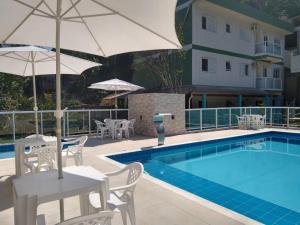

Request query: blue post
[
  {"left": 202, "top": 94, "right": 207, "bottom": 108},
  {"left": 237, "top": 95, "right": 243, "bottom": 107},
  {"left": 264, "top": 95, "right": 271, "bottom": 106}
]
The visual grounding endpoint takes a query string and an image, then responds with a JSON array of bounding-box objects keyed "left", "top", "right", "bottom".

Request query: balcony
[
  {"left": 255, "top": 42, "right": 283, "bottom": 63},
  {"left": 256, "top": 77, "right": 282, "bottom": 91},
  {"left": 291, "top": 50, "right": 300, "bottom": 73}
]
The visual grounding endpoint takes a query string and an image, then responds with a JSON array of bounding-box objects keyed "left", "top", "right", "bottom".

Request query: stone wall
[{"left": 128, "top": 93, "right": 186, "bottom": 137}]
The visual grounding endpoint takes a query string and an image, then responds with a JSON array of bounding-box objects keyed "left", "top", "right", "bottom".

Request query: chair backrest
[
  {"left": 129, "top": 119, "right": 136, "bottom": 128},
  {"left": 78, "top": 136, "right": 88, "bottom": 146},
  {"left": 125, "top": 162, "right": 144, "bottom": 185},
  {"left": 56, "top": 211, "right": 114, "bottom": 225},
  {"left": 36, "top": 146, "right": 57, "bottom": 169},
  {"left": 121, "top": 120, "right": 130, "bottom": 129}
]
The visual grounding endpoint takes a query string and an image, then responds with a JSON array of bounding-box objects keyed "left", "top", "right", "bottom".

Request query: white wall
[{"left": 192, "top": 50, "right": 255, "bottom": 88}]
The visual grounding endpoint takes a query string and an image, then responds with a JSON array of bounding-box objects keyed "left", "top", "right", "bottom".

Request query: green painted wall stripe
[
  {"left": 192, "top": 44, "right": 283, "bottom": 61},
  {"left": 207, "top": 0, "right": 294, "bottom": 32}
]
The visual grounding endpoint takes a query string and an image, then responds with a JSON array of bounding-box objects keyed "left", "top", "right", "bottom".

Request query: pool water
[{"left": 109, "top": 131, "right": 300, "bottom": 225}]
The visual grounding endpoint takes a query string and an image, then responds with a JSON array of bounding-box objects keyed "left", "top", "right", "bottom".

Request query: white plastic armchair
[
  {"left": 62, "top": 136, "right": 88, "bottom": 166},
  {"left": 24, "top": 145, "right": 57, "bottom": 173},
  {"left": 95, "top": 120, "right": 110, "bottom": 139},
  {"left": 128, "top": 119, "right": 136, "bottom": 137},
  {"left": 37, "top": 211, "right": 114, "bottom": 225},
  {"left": 236, "top": 115, "right": 246, "bottom": 129},
  {"left": 89, "top": 162, "right": 144, "bottom": 225}
]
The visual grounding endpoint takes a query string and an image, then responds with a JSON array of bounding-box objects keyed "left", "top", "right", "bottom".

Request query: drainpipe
[{"left": 188, "top": 93, "right": 194, "bottom": 109}]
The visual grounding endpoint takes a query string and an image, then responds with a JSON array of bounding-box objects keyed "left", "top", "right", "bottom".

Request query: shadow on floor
[{"left": 0, "top": 175, "right": 14, "bottom": 211}]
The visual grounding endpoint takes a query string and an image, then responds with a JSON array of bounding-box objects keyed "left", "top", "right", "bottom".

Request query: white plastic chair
[
  {"left": 62, "top": 136, "right": 88, "bottom": 166},
  {"left": 120, "top": 120, "right": 130, "bottom": 139},
  {"left": 24, "top": 145, "right": 57, "bottom": 173},
  {"left": 37, "top": 211, "right": 114, "bottom": 225},
  {"left": 236, "top": 115, "right": 246, "bottom": 129},
  {"left": 128, "top": 119, "right": 136, "bottom": 137},
  {"left": 89, "top": 162, "right": 144, "bottom": 225},
  {"left": 95, "top": 120, "right": 110, "bottom": 139}
]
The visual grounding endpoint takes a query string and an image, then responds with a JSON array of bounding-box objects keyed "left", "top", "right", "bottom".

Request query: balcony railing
[
  {"left": 255, "top": 42, "right": 282, "bottom": 56},
  {"left": 256, "top": 77, "right": 282, "bottom": 90},
  {"left": 0, "top": 109, "right": 128, "bottom": 143},
  {"left": 185, "top": 107, "right": 300, "bottom": 131}
]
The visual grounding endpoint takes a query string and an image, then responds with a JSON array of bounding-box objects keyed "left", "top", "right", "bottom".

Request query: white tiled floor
[{"left": 1, "top": 128, "right": 292, "bottom": 225}]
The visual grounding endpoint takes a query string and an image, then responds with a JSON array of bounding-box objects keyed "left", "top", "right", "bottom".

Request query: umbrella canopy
[
  {"left": 0, "top": 1, "right": 181, "bottom": 220},
  {"left": 0, "top": 45, "right": 101, "bottom": 134},
  {"left": 0, "top": 0, "right": 181, "bottom": 56},
  {"left": 89, "top": 78, "right": 144, "bottom": 92},
  {"left": 0, "top": 46, "right": 101, "bottom": 76}
]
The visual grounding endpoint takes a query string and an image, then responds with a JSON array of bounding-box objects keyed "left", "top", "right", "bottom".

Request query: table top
[{"left": 13, "top": 166, "right": 107, "bottom": 204}]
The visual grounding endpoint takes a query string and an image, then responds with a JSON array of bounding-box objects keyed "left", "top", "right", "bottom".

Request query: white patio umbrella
[
  {"left": 0, "top": 46, "right": 101, "bottom": 135},
  {"left": 0, "top": 0, "right": 181, "bottom": 220},
  {"left": 89, "top": 78, "right": 144, "bottom": 112}
]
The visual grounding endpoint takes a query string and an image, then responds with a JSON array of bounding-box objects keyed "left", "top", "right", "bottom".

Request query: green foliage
[{"left": 239, "top": 0, "right": 300, "bottom": 18}]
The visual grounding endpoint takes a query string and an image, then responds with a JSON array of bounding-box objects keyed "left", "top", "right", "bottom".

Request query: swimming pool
[{"left": 109, "top": 131, "right": 300, "bottom": 225}]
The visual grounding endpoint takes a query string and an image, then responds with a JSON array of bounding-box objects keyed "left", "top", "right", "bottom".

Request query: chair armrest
[
  {"left": 110, "top": 182, "right": 137, "bottom": 192},
  {"left": 104, "top": 167, "right": 128, "bottom": 177}
]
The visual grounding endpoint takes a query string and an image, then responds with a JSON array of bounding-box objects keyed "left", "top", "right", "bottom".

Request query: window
[
  {"left": 245, "top": 64, "right": 249, "bottom": 76},
  {"left": 273, "top": 68, "right": 280, "bottom": 78},
  {"left": 264, "top": 35, "right": 269, "bottom": 46},
  {"left": 202, "top": 58, "right": 216, "bottom": 73},
  {"left": 202, "top": 15, "right": 217, "bottom": 32},
  {"left": 263, "top": 68, "right": 268, "bottom": 77},
  {"left": 239, "top": 27, "right": 251, "bottom": 42},
  {"left": 240, "top": 63, "right": 249, "bottom": 76},
  {"left": 226, "top": 24, "right": 231, "bottom": 33},
  {"left": 225, "top": 61, "right": 231, "bottom": 71},
  {"left": 202, "top": 16, "right": 207, "bottom": 30},
  {"left": 202, "top": 58, "right": 208, "bottom": 71}
]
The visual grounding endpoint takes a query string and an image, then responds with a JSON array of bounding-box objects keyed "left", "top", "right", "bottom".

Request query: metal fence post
[
  {"left": 12, "top": 112, "right": 16, "bottom": 141},
  {"left": 63, "top": 112, "right": 66, "bottom": 138},
  {"left": 216, "top": 109, "right": 218, "bottom": 129},
  {"left": 67, "top": 111, "right": 69, "bottom": 137},
  {"left": 40, "top": 112, "right": 43, "bottom": 135},
  {"left": 287, "top": 107, "right": 290, "bottom": 128},
  {"left": 200, "top": 109, "right": 203, "bottom": 131},
  {"left": 270, "top": 108, "right": 273, "bottom": 127},
  {"left": 110, "top": 110, "right": 112, "bottom": 119},
  {"left": 229, "top": 108, "right": 232, "bottom": 128},
  {"left": 88, "top": 110, "right": 91, "bottom": 133}
]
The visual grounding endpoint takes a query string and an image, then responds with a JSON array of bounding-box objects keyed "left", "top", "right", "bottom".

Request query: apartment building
[
  {"left": 133, "top": 0, "right": 294, "bottom": 108},
  {"left": 284, "top": 15, "right": 300, "bottom": 106}
]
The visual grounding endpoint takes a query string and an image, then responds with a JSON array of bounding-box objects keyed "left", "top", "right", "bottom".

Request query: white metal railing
[
  {"left": 256, "top": 77, "right": 282, "bottom": 90},
  {"left": 0, "top": 108, "right": 128, "bottom": 143},
  {"left": 185, "top": 107, "right": 300, "bottom": 131},
  {"left": 255, "top": 42, "right": 282, "bottom": 56}
]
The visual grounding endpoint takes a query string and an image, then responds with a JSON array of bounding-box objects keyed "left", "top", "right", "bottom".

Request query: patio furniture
[
  {"left": 62, "top": 136, "right": 88, "bottom": 167},
  {"left": 128, "top": 119, "right": 136, "bottom": 137},
  {"left": 95, "top": 120, "right": 111, "bottom": 139},
  {"left": 15, "top": 135, "right": 57, "bottom": 177},
  {"left": 37, "top": 210, "right": 114, "bottom": 225},
  {"left": 89, "top": 162, "right": 144, "bottom": 225},
  {"left": 120, "top": 120, "right": 131, "bottom": 139},
  {"left": 13, "top": 166, "right": 109, "bottom": 225},
  {"left": 238, "top": 115, "right": 266, "bottom": 130},
  {"left": 24, "top": 145, "right": 57, "bottom": 173},
  {"left": 236, "top": 116, "right": 246, "bottom": 129}
]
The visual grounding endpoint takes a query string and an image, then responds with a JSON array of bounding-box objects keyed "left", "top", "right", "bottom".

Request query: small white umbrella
[
  {"left": 89, "top": 78, "right": 144, "bottom": 111},
  {"left": 0, "top": 46, "right": 101, "bottom": 135}
]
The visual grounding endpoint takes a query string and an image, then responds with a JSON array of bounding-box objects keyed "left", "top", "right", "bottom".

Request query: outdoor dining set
[
  {"left": 236, "top": 114, "right": 266, "bottom": 130},
  {"left": 95, "top": 119, "right": 136, "bottom": 140},
  {"left": 13, "top": 134, "right": 143, "bottom": 225}
]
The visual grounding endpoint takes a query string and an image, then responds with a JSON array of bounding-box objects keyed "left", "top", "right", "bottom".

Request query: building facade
[{"left": 133, "top": 0, "right": 294, "bottom": 108}]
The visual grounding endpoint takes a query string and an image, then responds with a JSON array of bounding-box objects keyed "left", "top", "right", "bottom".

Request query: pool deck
[{"left": 1, "top": 128, "right": 298, "bottom": 225}]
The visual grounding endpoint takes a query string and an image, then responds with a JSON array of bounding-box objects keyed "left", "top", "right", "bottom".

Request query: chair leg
[
  {"left": 127, "top": 201, "right": 136, "bottom": 225},
  {"left": 120, "top": 208, "right": 128, "bottom": 225}
]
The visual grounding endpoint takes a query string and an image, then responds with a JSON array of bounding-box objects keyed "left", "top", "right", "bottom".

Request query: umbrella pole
[
  {"left": 56, "top": 0, "right": 64, "bottom": 222},
  {"left": 115, "top": 90, "right": 117, "bottom": 119},
  {"left": 30, "top": 52, "right": 39, "bottom": 135}
]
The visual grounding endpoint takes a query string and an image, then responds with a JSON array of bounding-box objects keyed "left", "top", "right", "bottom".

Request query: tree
[{"left": 133, "top": 4, "right": 191, "bottom": 93}]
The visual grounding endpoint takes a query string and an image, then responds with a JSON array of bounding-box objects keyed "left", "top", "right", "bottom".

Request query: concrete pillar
[
  {"left": 264, "top": 95, "right": 271, "bottom": 106},
  {"left": 202, "top": 94, "right": 207, "bottom": 108},
  {"left": 237, "top": 95, "right": 243, "bottom": 107}
]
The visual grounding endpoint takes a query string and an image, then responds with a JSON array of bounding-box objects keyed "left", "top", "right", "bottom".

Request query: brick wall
[{"left": 128, "top": 93, "right": 186, "bottom": 137}]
